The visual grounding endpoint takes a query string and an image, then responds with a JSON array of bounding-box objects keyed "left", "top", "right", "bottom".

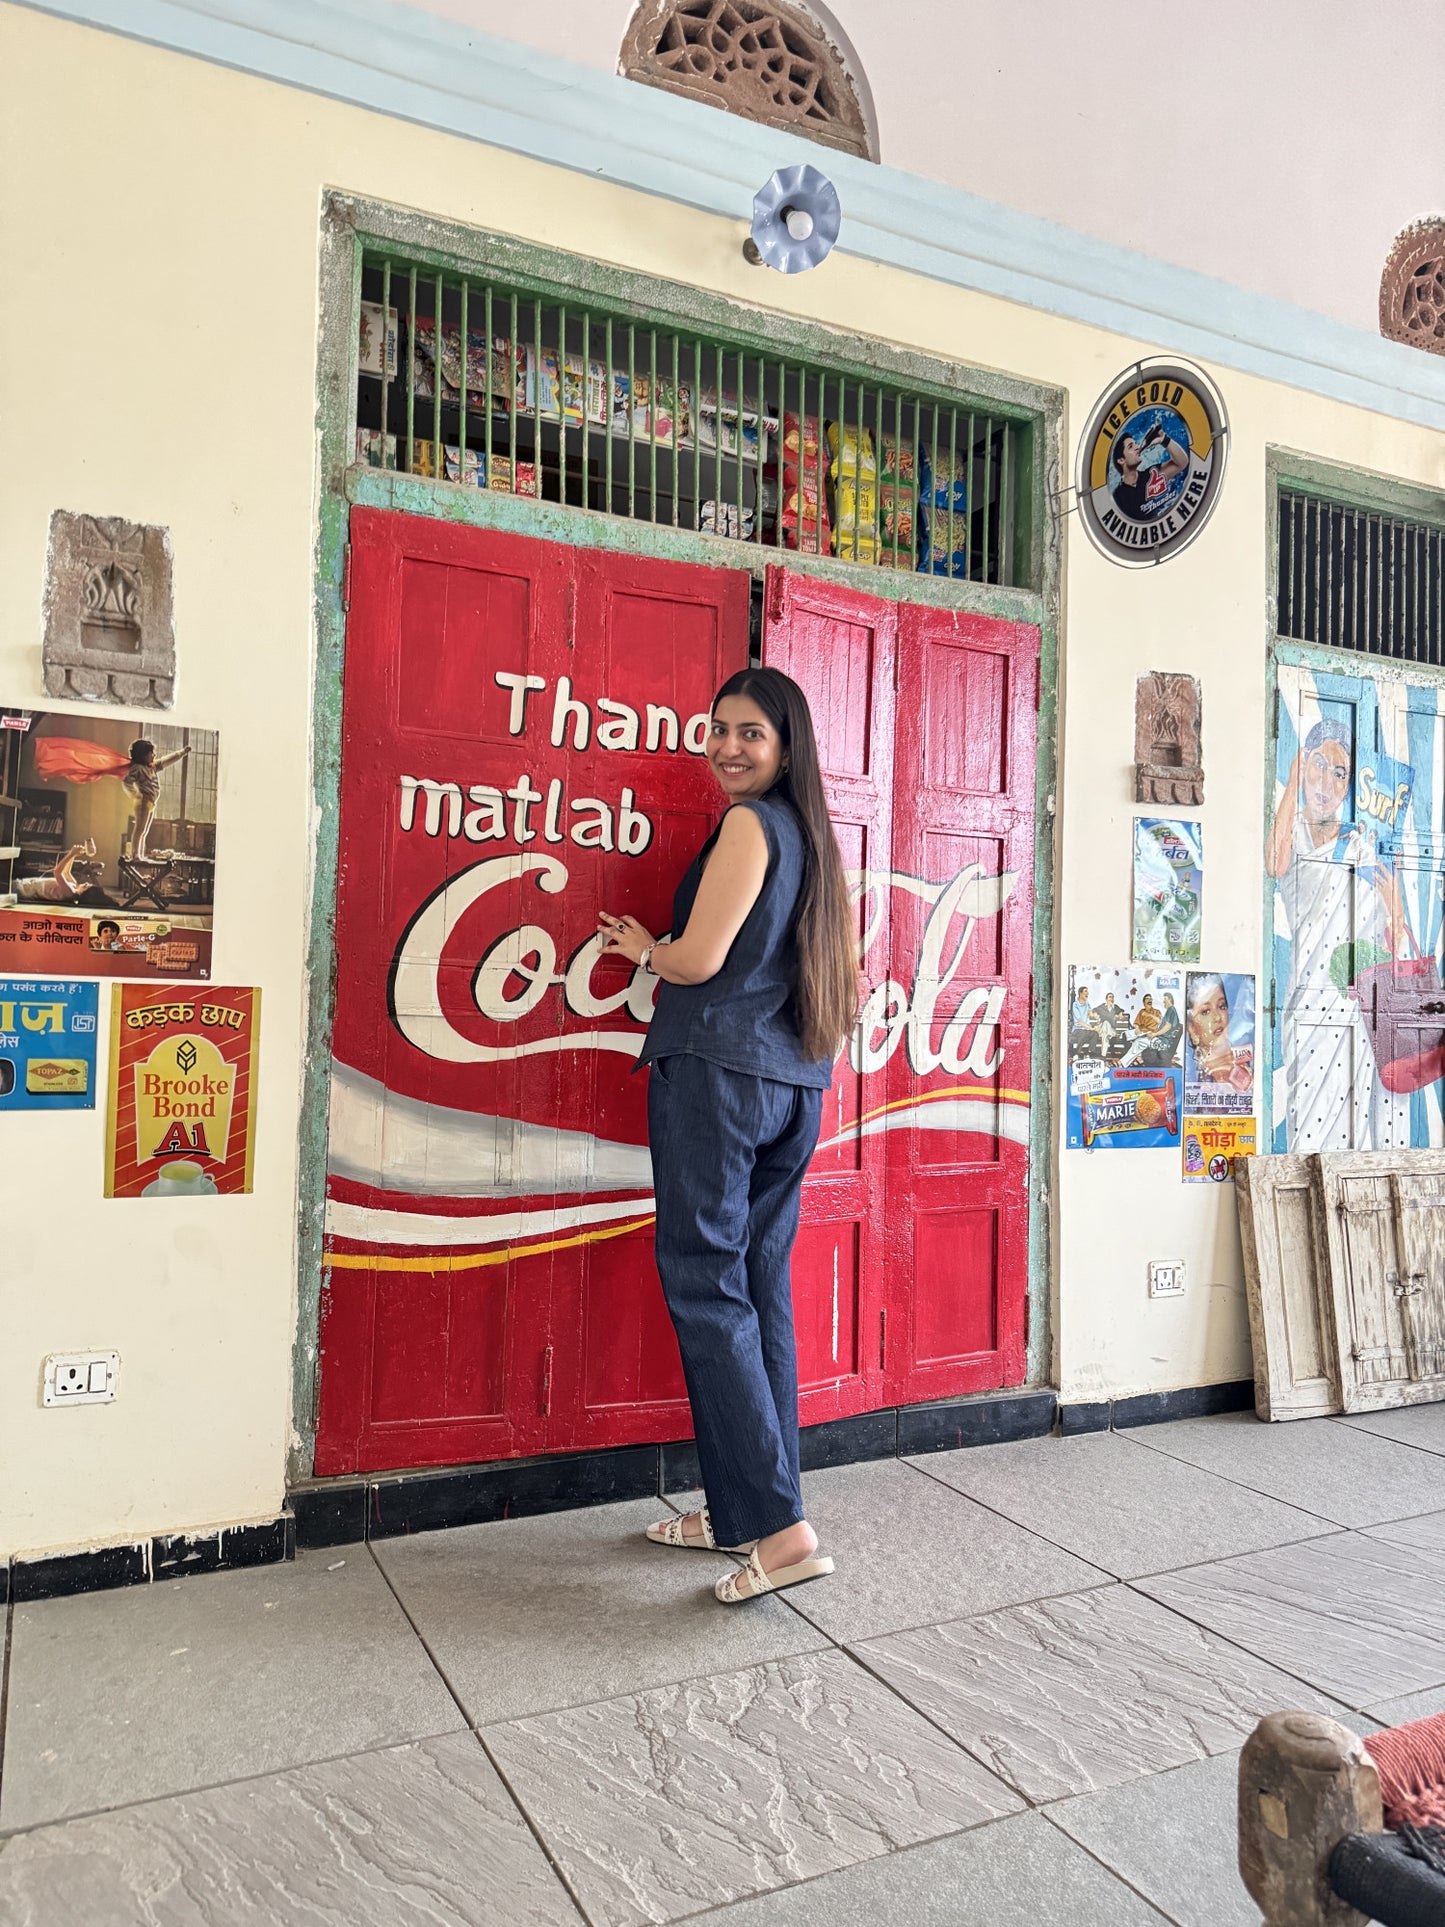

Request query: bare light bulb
[{"left": 782, "top": 206, "right": 815, "bottom": 242}]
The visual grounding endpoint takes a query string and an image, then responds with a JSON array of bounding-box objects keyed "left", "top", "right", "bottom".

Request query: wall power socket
[{"left": 43, "top": 1352, "right": 119, "bottom": 1406}]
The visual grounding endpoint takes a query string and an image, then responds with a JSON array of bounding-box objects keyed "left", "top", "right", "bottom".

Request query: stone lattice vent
[
  {"left": 1380, "top": 220, "right": 1445, "bottom": 358},
  {"left": 620, "top": 0, "right": 873, "bottom": 158}
]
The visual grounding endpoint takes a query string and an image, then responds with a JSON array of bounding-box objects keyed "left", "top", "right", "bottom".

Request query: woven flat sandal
[
  {"left": 645, "top": 1507, "right": 757, "bottom": 1554},
  {"left": 714, "top": 1546, "right": 834, "bottom": 1604}
]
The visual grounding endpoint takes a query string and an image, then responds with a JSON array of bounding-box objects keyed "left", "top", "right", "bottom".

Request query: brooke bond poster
[{"left": 105, "top": 986, "right": 260, "bottom": 1197}]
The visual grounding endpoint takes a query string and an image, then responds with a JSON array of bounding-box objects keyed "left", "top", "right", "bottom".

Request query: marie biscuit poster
[
  {"left": 104, "top": 986, "right": 260, "bottom": 1198},
  {"left": 1066, "top": 964, "right": 1184, "bottom": 1149},
  {"left": 1, "top": 709, "right": 217, "bottom": 980}
]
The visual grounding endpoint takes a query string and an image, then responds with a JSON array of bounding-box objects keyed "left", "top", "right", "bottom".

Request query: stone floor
[{"left": 2, "top": 1406, "right": 1444, "bottom": 1925}]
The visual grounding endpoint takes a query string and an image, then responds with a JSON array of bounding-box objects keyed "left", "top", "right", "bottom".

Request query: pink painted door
[{"left": 883, "top": 604, "right": 1037, "bottom": 1400}]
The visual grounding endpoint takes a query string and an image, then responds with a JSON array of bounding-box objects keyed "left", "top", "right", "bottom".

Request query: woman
[{"left": 597, "top": 667, "right": 857, "bottom": 1606}]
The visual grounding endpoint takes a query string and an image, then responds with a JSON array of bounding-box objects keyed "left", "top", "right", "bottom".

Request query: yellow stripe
[
  {"left": 848, "top": 1083, "right": 1031, "bottom": 1131},
  {"left": 327, "top": 1086, "right": 1029, "bottom": 1274},
  {"left": 326, "top": 1214, "right": 657, "bottom": 1273}
]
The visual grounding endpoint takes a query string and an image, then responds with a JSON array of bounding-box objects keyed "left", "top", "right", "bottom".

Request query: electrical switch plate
[
  {"left": 43, "top": 1351, "right": 119, "bottom": 1406},
  {"left": 1148, "top": 1261, "right": 1186, "bottom": 1299}
]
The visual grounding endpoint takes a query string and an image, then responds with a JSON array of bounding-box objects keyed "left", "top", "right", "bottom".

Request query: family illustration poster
[
  {"left": 0, "top": 708, "right": 218, "bottom": 980},
  {"left": 1066, "top": 964, "right": 1184, "bottom": 1149},
  {"left": 1132, "top": 818, "right": 1202, "bottom": 962},
  {"left": 1270, "top": 663, "right": 1445, "bottom": 1153}
]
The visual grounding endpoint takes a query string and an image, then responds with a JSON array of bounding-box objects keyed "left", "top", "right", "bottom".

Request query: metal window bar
[
  {"left": 354, "top": 252, "right": 1027, "bottom": 587},
  {"left": 1276, "top": 490, "right": 1444, "bottom": 666}
]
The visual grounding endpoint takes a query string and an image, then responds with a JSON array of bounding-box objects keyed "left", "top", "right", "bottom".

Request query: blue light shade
[{"left": 750, "top": 164, "right": 841, "bottom": 274}]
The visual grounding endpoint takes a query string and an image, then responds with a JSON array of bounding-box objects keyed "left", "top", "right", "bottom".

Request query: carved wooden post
[{"left": 1239, "top": 1712, "right": 1384, "bottom": 1926}]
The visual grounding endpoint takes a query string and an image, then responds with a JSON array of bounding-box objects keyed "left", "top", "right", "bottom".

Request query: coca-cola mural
[{"left": 317, "top": 514, "right": 1037, "bottom": 1474}]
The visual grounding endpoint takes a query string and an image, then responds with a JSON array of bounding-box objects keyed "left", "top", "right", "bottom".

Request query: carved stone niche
[
  {"left": 43, "top": 511, "right": 175, "bottom": 709},
  {"left": 1135, "top": 671, "right": 1202, "bottom": 805}
]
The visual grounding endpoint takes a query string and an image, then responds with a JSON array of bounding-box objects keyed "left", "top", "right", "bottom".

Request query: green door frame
[
  {"left": 1262, "top": 447, "right": 1445, "bottom": 1152},
  {"left": 291, "top": 190, "right": 1066, "bottom": 1483}
]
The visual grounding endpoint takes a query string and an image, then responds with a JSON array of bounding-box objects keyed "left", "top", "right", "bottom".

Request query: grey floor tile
[
  {"left": 373, "top": 1498, "right": 827, "bottom": 1727},
  {"left": 1127, "top": 1409, "right": 1445, "bottom": 1527},
  {"left": 1336, "top": 1402, "right": 1445, "bottom": 1456},
  {"left": 725, "top": 1460, "right": 1108, "bottom": 1643},
  {"left": 908, "top": 1431, "right": 1331, "bottom": 1579},
  {"left": 1366, "top": 1508, "right": 1445, "bottom": 1555},
  {"left": 1366, "top": 1682, "right": 1445, "bottom": 1726},
  {"left": 855, "top": 1583, "right": 1357, "bottom": 1804},
  {"left": 700, "top": 1810, "right": 1170, "bottom": 1926},
  {"left": 0, "top": 1731, "right": 579, "bottom": 1927},
  {"left": 1048, "top": 1749, "right": 1258, "bottom": 1927},
  {"left": 1136, "top": 1530, "right": 1445, "bottom": 1708},
  {"left": 0, "top": 1550, "right": 461, "bottom": 1832},
  {"left": 486, "top": 1646, "right": 1022, "bottom": 1927}
]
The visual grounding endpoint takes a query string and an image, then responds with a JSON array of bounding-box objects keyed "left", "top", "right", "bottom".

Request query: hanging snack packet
[
  {"left": 781, "top": 411, "right": 823, "bottom": 471},
  {"left": 878, "top": 435, "right": 917, "bottom": 487}
]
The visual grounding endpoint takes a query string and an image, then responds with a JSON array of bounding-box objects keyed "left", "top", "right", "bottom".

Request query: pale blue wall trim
[{"left": 16, "top": 0, "right": 1445, "bottom": 433}]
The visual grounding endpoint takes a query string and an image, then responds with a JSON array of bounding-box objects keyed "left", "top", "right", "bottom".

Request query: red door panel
[
  {"left": 883, "top": 604, "right": 1038, "bottom": 1403},
  {"left": 544, "top": 548, "right": 750, "bottom": 1452},
  {"left": 761, "top": 566, "right": 896, "bottom": 1423}
]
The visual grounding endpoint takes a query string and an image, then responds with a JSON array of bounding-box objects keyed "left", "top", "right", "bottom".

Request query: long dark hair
[{"left": 713, "top": 666, "right": 857, "bottom": 1060}]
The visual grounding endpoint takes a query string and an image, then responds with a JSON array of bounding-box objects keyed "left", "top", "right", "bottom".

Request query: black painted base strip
[
  {"left": 11, "top": 1515, "right": 295, "bottom": 1604},
  {"left": 13, "top": 1382, "right": 1264, "bottom": 1593},
  {"left": 1061, "top": 1380, "right": 1256, "bottom": 1436}
]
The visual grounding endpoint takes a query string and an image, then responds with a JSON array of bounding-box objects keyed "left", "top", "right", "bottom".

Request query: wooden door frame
[{"left": 290, "top": 191, "right": 1065, "bottom": 1484}]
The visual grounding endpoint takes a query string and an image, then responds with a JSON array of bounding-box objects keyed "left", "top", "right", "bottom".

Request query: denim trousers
[{"left": 648, "top": 1053, "right": 824, "bottom": 1550}]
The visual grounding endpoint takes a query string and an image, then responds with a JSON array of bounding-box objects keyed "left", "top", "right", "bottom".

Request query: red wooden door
[
  {"left": 883, "top": 605, "right": 1037, "bottom": 1400},
  {"left": 317, "top": 512, "right": 747, "bottom": 1473},
  {"left": 542, "top": 547, "right": 750, "bottom": 1452},
  {"left": 761, "top": 568, "right": 895, "bottom": 1423}
]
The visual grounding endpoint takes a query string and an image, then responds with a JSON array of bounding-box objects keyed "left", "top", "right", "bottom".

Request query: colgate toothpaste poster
[{"left": 1066, "top": 964, "right": 1183, "bottom": 1149}]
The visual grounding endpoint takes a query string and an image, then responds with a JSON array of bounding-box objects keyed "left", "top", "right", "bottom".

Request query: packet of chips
[
  {"left": 1079, "top": 1079, "right": 1178, "bottom": 1147},
  {"left": 878, "top": 436, "right": 916, "bottom": 486}
]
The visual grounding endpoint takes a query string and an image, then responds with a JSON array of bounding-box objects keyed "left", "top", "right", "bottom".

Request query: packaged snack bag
[
  {"left": 699, "top": 500, "right": 754, "bottom": 539},
  {"left": 878, "top": 436, "right": 917, "bottom": 486},
  {"left": 781, "top": 411, "right": 824, "bottom": 472},
  {"left": 358, "top": 301, "right": 398, "bottom": 378},
  {"left": 826, "top": 421, "right": 877, "bottom": 477},
  {"left": 834, "top": 527, "right": 879, "bottom": 563},
  {"left": 878, "top": 484, "right": 915, "bottom": 551},
  {"left": 355, "top": 428, "right": 400, "bottom": 469}
]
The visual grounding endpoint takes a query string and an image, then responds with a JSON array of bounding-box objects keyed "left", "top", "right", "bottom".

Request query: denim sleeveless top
[{"left": 637, "top": 794, "right": 832, "bottom": 1090}]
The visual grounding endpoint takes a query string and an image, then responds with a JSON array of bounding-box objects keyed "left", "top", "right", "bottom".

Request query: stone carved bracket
[
  {"left": 43, "top": 510, "right": 176, "bottom": 709},
  {"left": 1135, "top": 671, "right": 1202, "bottom": 806}
]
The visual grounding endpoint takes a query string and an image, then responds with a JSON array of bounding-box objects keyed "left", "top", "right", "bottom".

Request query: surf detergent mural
[{"left": 1270, "top": 660, "right": 1445, "bottom": 1153}]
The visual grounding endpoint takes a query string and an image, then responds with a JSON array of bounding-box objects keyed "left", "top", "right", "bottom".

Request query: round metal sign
[{"left": 1076, "top": 358, "right": 1228, "bottom": 566}]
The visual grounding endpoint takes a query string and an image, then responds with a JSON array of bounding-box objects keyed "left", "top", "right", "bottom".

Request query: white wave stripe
[
  {"left": 328, "top": 1060, "right": 654, "bottom": 1198},
  {"left": 327, "top": 1089, "right": 1031, "bottom": 1250},
  {"left": 326, "top": 1194, "right": 656, "bottom": 1249},
  {"left": 816, "top": 1095, "right": 1031, "bottom": 1155}
]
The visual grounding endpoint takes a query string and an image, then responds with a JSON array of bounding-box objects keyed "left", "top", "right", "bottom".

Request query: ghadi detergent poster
[{"left": 1, "top": 709, "right": 218, "bottom": 980}]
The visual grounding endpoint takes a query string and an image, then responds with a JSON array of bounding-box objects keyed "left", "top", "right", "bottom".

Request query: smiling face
[
  {"left": 708, "top": 694, "right": 784, "bottom": 801},
  {"left": 1188, "top": 981, "right": 1230, "bottom": 1057}
]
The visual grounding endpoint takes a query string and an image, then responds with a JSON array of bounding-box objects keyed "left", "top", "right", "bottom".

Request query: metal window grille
[
  {"left": 150, "top": 726, "right": 217, "bottom": 853},
  {"left": 355, "top": 253, "right": 1026, "bottom": 587},
  {"left": 1277, "top": 489, "right": 1445, "bottom": 665}
]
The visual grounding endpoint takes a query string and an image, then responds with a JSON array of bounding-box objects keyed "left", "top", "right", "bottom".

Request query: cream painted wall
[
  {"left": 399, "top": 0, "right": 1445, "bottom": 335},
  {"left": 1, "top": 5, "right": 1441, "bottom": 1553}
]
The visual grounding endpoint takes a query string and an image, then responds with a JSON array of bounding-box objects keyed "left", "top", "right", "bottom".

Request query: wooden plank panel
[
  {"left": 1236, "top": 1153, "right": 1340, "bottom": 1421},
  {"left": 1317, "top": 1148, "right": 1445, "bottom": 1412}
]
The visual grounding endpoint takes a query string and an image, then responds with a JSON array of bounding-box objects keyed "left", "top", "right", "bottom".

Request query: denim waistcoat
[{"left": 637, "top": 793, "right": 833, "bottom": 1090}]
